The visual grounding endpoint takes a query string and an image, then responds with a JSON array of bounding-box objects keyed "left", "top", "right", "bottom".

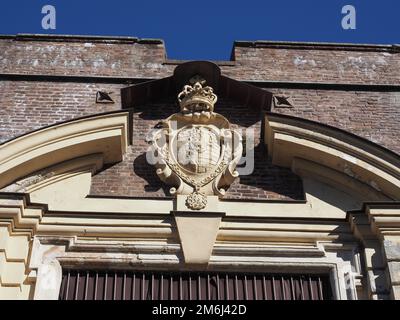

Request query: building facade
[{"left": 0, "top": 34, "right": 400, "bottom": 300}]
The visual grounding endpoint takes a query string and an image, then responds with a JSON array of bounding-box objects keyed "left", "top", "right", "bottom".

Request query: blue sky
[{"left": 0, "top": 0, "right": 399, "bottom": 60}]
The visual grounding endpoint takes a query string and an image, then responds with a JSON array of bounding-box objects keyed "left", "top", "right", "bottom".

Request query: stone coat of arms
[{"left": 147, "top": 76, "right": 243, "bottom": 210}]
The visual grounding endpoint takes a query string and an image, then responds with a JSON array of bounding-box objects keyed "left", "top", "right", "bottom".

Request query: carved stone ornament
[{"left": 147, "top": 76, "right": 243, "bottom": 210}]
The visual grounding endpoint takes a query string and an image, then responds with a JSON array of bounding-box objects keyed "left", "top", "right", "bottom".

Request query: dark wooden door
[{"left": 59, "top": 270, "right": 333, "bottom": 300}]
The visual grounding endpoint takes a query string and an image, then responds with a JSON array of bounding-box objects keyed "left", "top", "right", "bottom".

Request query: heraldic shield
[{"left": 147, "top": 76, "right": 243, "bottom": 210}]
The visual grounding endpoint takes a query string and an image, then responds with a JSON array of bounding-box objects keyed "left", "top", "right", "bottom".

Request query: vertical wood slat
[
  {"left": 225, "top": 274, "right": 229, "bottom": 301},
  {"left": 216, "top": 274, "right": 220, "bottom": 301},
  {"left": 59, "top": 270, "right": 332, "bottom": 301},
  {"left": 160, "top": 274, "right": 164, "bottom": 301},
  {"left": 281, "top": 276, "right": 286, "bottom": 300},
  {"left": 272, "top": 276, "right": 276, "bottom": 300},
  {"left": 300, "top": 276, "right": 305, "bottom": 300},
  {"left": 262, "top": 275, "right": 267, "bottom": 300},
  {"left": 122, "top": 272, "right": 126, "bottom": 301},
  {"left": 179, "top": 275, "right": 182, "bottom": 301},
  {"left": 318, "top": 277, "right": 324, "bottom": 300},
  {"left": 94, "top": 272, "right": 98, "bottom": 301},
  {"left": 103, "top": 273, "right": 107, "bottom": 300},
  {"left": 244, "top": 275, "right": 248, "bottom": 300},
  {"left": 169, "top": 275, "right": 173, "bottom": 300},
  {"left": 290, "top": 277, "right": 295, "bottom": 300},
  {"left": 84, "top": 271, "right": 89, "bottom": 300},
  {"left": 141, "top": 273, "right": 145, "bottom": 300},
  {"left": 65, "top": 271, "right": 70, "bottom": 300},
  {"left": 151, "top": 274, "right": 154, "bottom": 300},
  {"left": 132, "top": 273, "right": 136, "bottom": 301},
  {"left": 188, "top": 275, "right": 192, "bottom": 301},
  {"left": 234, "top": 275, "right": 238, "bottom": 300},
  {"left": 207, "top": 274, "right": 210, "bottom": 301},
  {"left": 309, "top": 277, "right": 314, "bottom": 300},
  {"left": 197, "top": 275, "right": 201, "bottom": 300},
  {"left": 253, "top": 275, "right": 258, "bottom": 300},
  {"left": 74, "top": 272, "right": 79, "bottom": 300},
  {"left": 113, "top": 273, "right": 117, "bottom": 300}
]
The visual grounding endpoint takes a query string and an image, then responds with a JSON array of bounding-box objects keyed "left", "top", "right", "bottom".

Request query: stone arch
[
  {"left": 264, "top": 112, "right": 400, "bottom": 210},
  {"left": 0, "top": 111, "right": 129, "bottom": 191}
]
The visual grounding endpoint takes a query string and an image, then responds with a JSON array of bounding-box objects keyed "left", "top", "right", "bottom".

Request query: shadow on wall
[
  {"left": 133, "top": 153, "right": 171, "bottom": 194},
  {"left": 133, "top": 98, "right": 262, "bottom": 127}
]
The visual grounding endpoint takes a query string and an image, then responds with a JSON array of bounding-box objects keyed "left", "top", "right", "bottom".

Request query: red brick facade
[{"left": 1, "top": 35, "right": 399, "bottom": 200}]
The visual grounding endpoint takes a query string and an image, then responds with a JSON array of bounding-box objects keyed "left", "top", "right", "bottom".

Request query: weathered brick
[{"left": 1, "top": 36, "right": 399, "bottom": 201}]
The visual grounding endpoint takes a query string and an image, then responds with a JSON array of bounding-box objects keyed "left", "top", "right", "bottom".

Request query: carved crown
[{"left": 177, "top": 76, "right": 217, "bottom": 115}]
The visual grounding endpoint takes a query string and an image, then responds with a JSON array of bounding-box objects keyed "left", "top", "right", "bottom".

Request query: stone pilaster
[
  {"left": 382, "top": 240, "right": 400, "bottom": 299},
  {"left": 362, "top": 204, "right": 400, "bottom": 300},
  {"left": 348, "top": 212, "right": 391, "bottom": 299}
]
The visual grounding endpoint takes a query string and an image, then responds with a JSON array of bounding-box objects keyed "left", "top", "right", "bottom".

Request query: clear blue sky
[{"left": 0, "top": 0, "right": 399, "bottom": 60}]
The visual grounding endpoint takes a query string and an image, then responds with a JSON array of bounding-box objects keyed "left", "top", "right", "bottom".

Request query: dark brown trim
[
  {"left": 0, "top": 33, "right": 164, "bottom": 45},
  {"left": 2, "top": 73, "right": 400, "bottom": 92},
  {"left": 163, "top": 59, "right": 236, "bottom": 67},
  {"left": 0, "top": 73, "right": 151, "bottom": 84},
  {"left": 120, "top": 62, "right": 273, "bottom": 112},
  {"left": 247, "top": 80, "right": 400, "bottom": 92},
  {"left": 234, "top": 40, "right": 400, "bottom": 53},
  {"left": 2, "top": 34, "right": 397, "bottom": 51}
]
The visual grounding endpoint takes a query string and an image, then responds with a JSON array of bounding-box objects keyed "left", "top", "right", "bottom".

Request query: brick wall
[
  {"left": 228, "top": 43, "right": 400, "bottom": 84},
  {"left": 269, "top": 88, "right": 400, "bottom": 154},
  {"left": 89, "top": 98, "right": 304, "bottom": 200},
  {"left": 0, "top": 36, "right": 170, "bottom": 78},
  {"left": 2, "top": 36, "right": 399, "bottom": 85},
  {"left": 0, "top": 82, "right": 304, "bottom": 200},
  {"left": 2, "top": 80, "right": 398, "bottom": 156},
  {"left": 0, "top": 80, "right": 122, "bottom": 143},
  {"left": 1, "top": 35, "right": 400, "bottom": 201}
]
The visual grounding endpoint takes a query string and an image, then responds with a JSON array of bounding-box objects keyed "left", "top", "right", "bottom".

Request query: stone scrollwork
[{"left": 147, "top": 76, "right": 243, "bottom": 210}]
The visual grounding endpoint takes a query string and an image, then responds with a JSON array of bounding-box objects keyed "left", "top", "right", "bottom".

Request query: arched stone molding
[
  {"left": 2, "top": 109, "right": 400, "bottom": 299},
  {"left": 264, "top": 112, "right": 400, "bottom": 201},
  {"left": 0, "top": 111, "right": 129, "bottom": 190}
]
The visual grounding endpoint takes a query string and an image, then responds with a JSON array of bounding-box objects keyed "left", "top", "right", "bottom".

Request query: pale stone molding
[
  {"left": 33, "top": 260, "right": 62, "bottom": 300},
  {"left": 173, "top": 211, "right": 224, "bottom": 264},
  {"left": 0, "top": 193, "right": 360, "bottom": 245},
  {"left": 348, "top": 211, "right": 392, "bottom": 299},
  {"left": 0, "top": 112, "right": 129, "bottom": 190},
  {"left": 0, "top": 224, "right": 33, "bottom": 299},
  {"left": 2, "top": 154, "right": 104, "bottom": 195},
  {"left": 361, "top": 204, "right": 400, "bottom": 299},
  {"left": 29, "top": 236, "right": 358, "bottom": 300},
  {"left": 0, "top": 192, "right": 365, "bottom": 299},
  {"left": 265, "top": 113, "right": 400, "bottom": 200},
  {"left": 4, "top": 108, "right": 400, "bottom": 298},
  {"left": 293, "top": 158, "right": 388, "bottom": 203}
]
